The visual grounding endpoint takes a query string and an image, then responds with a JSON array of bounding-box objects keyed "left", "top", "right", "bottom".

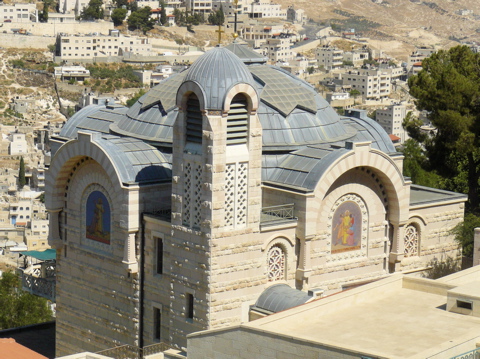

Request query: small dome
[{"left": 183, "top": 46, "right": 256, "bottom": 110}]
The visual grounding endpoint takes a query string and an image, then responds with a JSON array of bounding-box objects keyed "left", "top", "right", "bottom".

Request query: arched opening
[
  {"left": 404, "top": 223, "right": 420, "bottom": 257},
  {"left": 186, "top": 93, "right": 202, "bottom": 144},
  {"left": 267, "top": 245, "right": 286, "bottom": 281},
  {"left": 226, "top": 94, "right": 248, "bottom": 145}
]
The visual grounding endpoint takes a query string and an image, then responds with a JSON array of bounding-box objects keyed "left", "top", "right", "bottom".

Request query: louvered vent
[
  {"left": 186, "top": 94, "right": 202, "bottom": 144},
  {"left": 227, "top": 95, "right": 248, "bottom": 145}
]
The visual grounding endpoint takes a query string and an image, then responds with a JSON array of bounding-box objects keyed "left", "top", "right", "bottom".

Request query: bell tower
[{"left": 168, "top": 47, "right": 261, "bottom": 345}]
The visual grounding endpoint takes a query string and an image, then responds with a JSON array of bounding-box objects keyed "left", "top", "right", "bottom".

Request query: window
[
  {"left": 186, "top": 93, "right": 202, "bottom": 144},
  {"left": 156, "top": 237, "right": 163, "bottom": 274},
  {"left": 154, "top": 307, "right": 161, "bottom": 340},
  {"left": 186, "top": 293, "right": 194, "bottom": 319},
  {"left": 226, "top": 94, "right": 248, "bottom": 145},
  {"left": 267, "top": 245, "right": 285, "bottom": 281},
  {"left": 404, "top": 224, "right": 419, "bottom": 257}
]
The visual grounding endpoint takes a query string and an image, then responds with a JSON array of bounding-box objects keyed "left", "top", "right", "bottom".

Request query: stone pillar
[
  {"left": 47, "top": 208, "right": 63, "bottom": 249},
  {"left": 473, "top": 228, "right": 480, "bottom": 266},
  {"left": 388, "top": 222, "right": 405, "bottom": 270},
  {"left": 123, "top": 232, "right": 138, "bottom": 273},
  {"left": 296, "top": 235, "right": 313, "bottom": 288}
]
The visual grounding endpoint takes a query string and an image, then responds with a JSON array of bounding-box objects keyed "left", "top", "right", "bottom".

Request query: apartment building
[
  {"left": 342, "top": 68, "right": 391, "bottom": 100},
  {"left": 316, "top": 45, "right": 343, "bottom": 70},
  {"left": 407, "top": 46, "right": 436, "bottom": 71},
  {"left": 9, "top": 133, "right": 28, "bottom": 155},
  {"left": 264, "top": 37, "right": 293, "bottom": 63},
  {"left": 185, "top": 0, "right": 212, "bottom": 13},
  {"left": 241, "top": 22, "right": 283, "bottom": 48},
  {"left": 0, "top": 3, "right": 37, "bottom": 23},
  {"left": 376, "top": 103, "right": 408, "bottom": 143},
  {"left": 56, "top": 30, "right": 154, "bottom": 61},
  {"left": 343, "top": 49, "right": 369, "bottom": 66},
  {"left": 212, "top": 0, "right": 247, "bottom": 16},
  {"left": 249, "top": 0, "right": 286, "bottom": 19},
  {"left": 286, "top": 6, "right": 306, "bottom": 24},
  {"left": 54, "top": 66, "right": 91, "bottom": 82}
]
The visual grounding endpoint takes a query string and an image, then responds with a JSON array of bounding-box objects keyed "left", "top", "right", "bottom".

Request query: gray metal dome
[{"left": 183, "top": 46, "right": 257, "bottom": 110}]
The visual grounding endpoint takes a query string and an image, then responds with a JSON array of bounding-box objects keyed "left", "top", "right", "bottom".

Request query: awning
[{"left": 19, "top": 249, "right": 56, "bottom": 261}]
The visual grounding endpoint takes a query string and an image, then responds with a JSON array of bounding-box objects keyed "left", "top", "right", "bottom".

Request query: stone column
[
  {"left": 296, "top": 235, "right": 313, "bottom": 289},
  {"left": 123, "top": 232, "right": 138, "bottom": 273},
  {"left": 388, "top": 222, "right": 405, "bottom": 270},
  {"left": 47, "top": 208, "right": 63, "bottom": 249}
]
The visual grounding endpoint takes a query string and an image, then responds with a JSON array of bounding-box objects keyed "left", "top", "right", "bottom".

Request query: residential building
[
  {"left": 185, "top": 0, "right": 212, "bottom": 14},
  {"left": 240, "top": 22, "right": 283, "bottom": 48},
  {"left": 9, "top": 132, "right": 28, "bottom": 155},
  {"left": 55, "top": 30, "right": 154, "bottom": 62},
  {"left": 248, "top": 0, "right": 286, "bottom": 19},
  {"left": 54, "top": 66, "right": 91, "bottom": 83},
  {"left": 376, "top": 103, "right": 409, "bottom": 143},
  {"left": 343, "top": 49, "right": 369, "bottom": 66},
  {"left": 286, "top": 6, "right": 306, "bottom": 24},
  {"left": 264, "top": 37, "right": 293, "bottom": 63},
  {"left": 407, "top": 46, "right": 436, "bottom": 71},
  {"left": 10, "top": 96, "right": 36, "bottom": 115},
  {"left": 316, "top": 45, "right": 343, "bottom": 70},
  {"left": 342, "top": 68, "right": 392, "bottom": 100},
  {"left": 0, "top": 3, "right": 37, "bottom": 23},
  {"left": 46, "top": 44, "right": 466, "bottom": 357}
]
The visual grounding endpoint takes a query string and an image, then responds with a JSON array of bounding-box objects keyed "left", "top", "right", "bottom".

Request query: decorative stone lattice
[
  {"left": 225, "top": 164, "right": 235, "bottom": 227},
  {"left": 267, "top": 245, "right": 285, "bottom": 281},
  {"left": 193, "top": 164, "right": 203, "bottom": 228},
  {"left": 404, "top": 225, "right": 419, "bottom": 257},
  {"left": 224, "top": 162, "right": 248, "bottom": 228},
  {"left": 237, "top": 163, "right": 248, "bottom": 225},
  {"left": 183, "top": 162, "right": 192, "bottom": 226}
]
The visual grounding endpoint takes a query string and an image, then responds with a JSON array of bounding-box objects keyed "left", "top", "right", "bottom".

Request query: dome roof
[{"left": 183, "top": 46, "right": 257, "bottom": 110}]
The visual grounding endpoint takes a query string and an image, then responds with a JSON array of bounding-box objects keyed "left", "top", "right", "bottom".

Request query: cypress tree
[{"left": 19, "top": 156, "right": 26, "bottom": 189}]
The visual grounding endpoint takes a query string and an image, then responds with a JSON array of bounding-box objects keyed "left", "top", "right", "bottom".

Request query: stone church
[{"left": 46, "top": 43, "right": 466, "bottom": 356}]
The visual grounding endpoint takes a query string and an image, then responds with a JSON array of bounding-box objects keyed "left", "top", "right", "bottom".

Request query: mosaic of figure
[
  {"left": 332, "top": 201, "right": 362, "bottom": 253},
  {"left": 86, "top": 191, "right": 111, "bottom": 244}
]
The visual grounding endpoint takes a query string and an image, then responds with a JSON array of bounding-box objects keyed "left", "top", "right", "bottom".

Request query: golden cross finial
[{"left": 216, "top": 24, "right": 224, "bottom": 45}]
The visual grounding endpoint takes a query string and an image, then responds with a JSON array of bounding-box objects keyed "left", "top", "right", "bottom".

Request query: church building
[{"left": 46, "top": 43, "right": 466, "bottom": 356}]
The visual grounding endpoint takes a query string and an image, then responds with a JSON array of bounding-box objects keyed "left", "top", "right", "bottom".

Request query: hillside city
[{"left": 0, "top": 0, "right": 480, "bottom": 358}]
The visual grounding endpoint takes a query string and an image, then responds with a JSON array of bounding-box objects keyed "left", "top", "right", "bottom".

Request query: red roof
[
  {"left": 0, "top": 339, "right": 48, "bottom": 359},
  {"left": 389, "top": 134, "right": 401, "bottom": 142}
]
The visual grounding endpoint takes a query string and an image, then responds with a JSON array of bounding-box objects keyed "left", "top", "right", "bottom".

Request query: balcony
[
  {"left": 18, "top": 261, "right": 56, "bottom": 302},
  {"left": 96, "top": 342, "right": 172, "bottom": 359},
  {"left": 261, "top": 204, "right": 297, "bottom": 227}
]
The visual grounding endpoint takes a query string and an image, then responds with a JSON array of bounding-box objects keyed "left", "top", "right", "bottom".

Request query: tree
[
  {"left": 349, "top": 89, "right": 360, "bottom": 102},
  {"left": 128, "top": 7, "right": 155, "bottom": 33},
  {"left": 40, "top": 0, "right": 53, "bottom": 22},
  {"left": 0, "top": 271, "right": 53, "bottom": 329},
  {"left": 208, "top": 8, "right": 224, "bottom": 26},
  {"left": 159, "top": 0, "right": 167, "bottom": 25},
  {"left": 408, "top": 45, "right": 480, "bottom": 212},
  {"left": 126, "top": 89, "right": 146, "bottom": 107},
  {"left": 111, "top": 7, "right": 127, "bottom": 26},
  {"left": 80, "top": 0, "right": 104, "bottom": 20},
  {"left": 18, "top": 156, "right": 26, "bottom": 189},
  {"left": 451, "top": 212, "right": 480, "bottom": 258}
]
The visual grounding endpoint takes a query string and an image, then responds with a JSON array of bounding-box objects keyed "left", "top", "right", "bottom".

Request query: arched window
[
  {"left": 185, "top": 93, "right": 202, "bottom": 144},
  {"left": 226, "top": 94, "right": 248, "bottom": 145},
  {"left": 404, "top": 224, "right": 419, "bottom": 257},
  {"left": 267, "top": 245, "right": 285, "bottom": 281}
]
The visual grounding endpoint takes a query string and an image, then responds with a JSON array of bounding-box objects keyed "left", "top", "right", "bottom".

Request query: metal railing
[
  {"left": 260, "top": 203, "right": 296, "bottom": 226},
  {"left": 18, "top": 262, "right": 56, "bottom": 301},
  {"left": 96, "top": 342, "right": 172, "bottom": 359},
  {"left": 450, "top": 348, "right": 480, "bottom": 359}
]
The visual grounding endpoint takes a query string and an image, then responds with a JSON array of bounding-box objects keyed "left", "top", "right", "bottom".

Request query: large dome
[{"left": 60, "top": 45, "right": 395, "bottom": 154}]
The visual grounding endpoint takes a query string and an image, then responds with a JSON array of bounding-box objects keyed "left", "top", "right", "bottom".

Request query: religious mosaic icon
[
  {"left": 331, "top": 201, "right": 362, "bottom": 254},
  {"left": 86, "top": 191, "right": 111, "bottom": 244}
]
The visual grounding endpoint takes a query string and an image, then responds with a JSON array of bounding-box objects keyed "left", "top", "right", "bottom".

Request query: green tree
[
  {"left": 18, "top": 156, "right": 26, "bottom": 189},
  {"left": 408, "top": 45, "right": 480, "bottom": 212},
  {"left": 451, "top": 212, "right": 480, "bottom": 258},
  {"left": 111, "top": 7, "right": 127, "bottom": 26},
  {"left": 40, "top": 0, "right": 53, "bottom": 22},
  {"left": 159, "top": 0, "right": 167, "bottom": 25},
  {"left": 349, "top": 89, "right": 360, "bottom": 102},
  {"left": 208, "top": 8, "right": 224, "bottom": 25},
  {"left": 126, "top": 89, "right": 146, "bottom": 107},
  {"left": 128, "top": 7, "right": 155, "bottom": 33},
  {"left": 80, "top": 0, "right": 104, "bottom": 20},
  {"left": 0, "top": 271, "right": 53, "bottom": 329}
]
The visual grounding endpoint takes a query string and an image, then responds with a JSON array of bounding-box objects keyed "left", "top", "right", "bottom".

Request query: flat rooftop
[{"left": 240, "top": 268, "right": 480, "bottom": 359}]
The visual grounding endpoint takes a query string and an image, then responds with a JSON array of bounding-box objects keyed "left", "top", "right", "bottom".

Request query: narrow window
[
  {"left": 226, "top": 94, "right": 248, "bottom": 145},
  {"left": 186, "top": 94, "right": 202, "bottom": 144},
  {"left": 457, "top": 300, "right": 473, "bottom": 310},
  {"left": 186, "top": 293, "right": 194, "bottom": 319},
  {"left": 154, "top": 307, "right": 161, "bottom": 340},
  {"left": 156, "top": 237, "right": 163, "bottom": 275}
]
